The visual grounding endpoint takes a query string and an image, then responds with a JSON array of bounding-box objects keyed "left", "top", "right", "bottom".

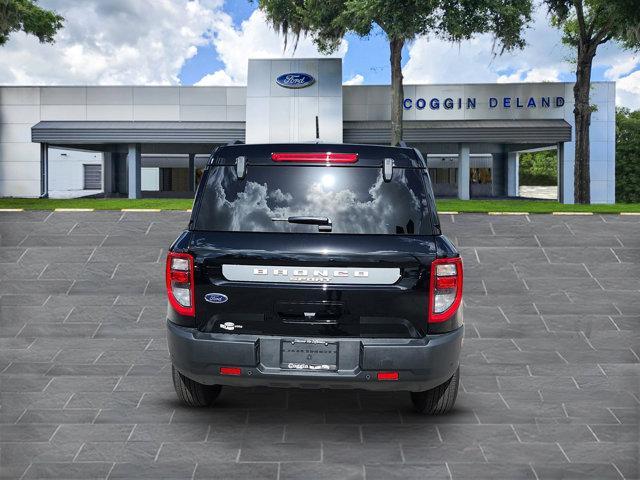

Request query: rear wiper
[
  {"left": 271, "top": 216, "right": 332, "bottom": 232},
  {"left": 271, "top": 216, "right": 331, "bottom": 225}
]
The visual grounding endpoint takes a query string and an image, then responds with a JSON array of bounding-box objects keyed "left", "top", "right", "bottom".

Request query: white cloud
[
  {"left": 599, "top": 51, "right": 640, "bottom": 109},
  {"left": 497, "top": 67, "right": 561, "bottom": 83},
  {"left": 195, "top": 70, "right": 237, "bottom": 86},
  {"left": 343, "top": 74, "right": 364, "bottom": 85},
  {"left": 402, "top": 6, "right": 639, "bottom": 108},
  {"left": 196, "top": 9, "right": 348, "bottom": 86},
  {"left": 1, "top": 0, "right": 637, "bottom": 110},
  {"left": 604, "top": 54, "right": 639, "bottom": 81},
  {"left": 0, "top": 0, "right": 225, "bottom": 85},
  {"left": 616, "top": 70, "right": 640, "bottom": 110},
  {"left": 403, "top": 8, "right": 572, "bottom": 85}
]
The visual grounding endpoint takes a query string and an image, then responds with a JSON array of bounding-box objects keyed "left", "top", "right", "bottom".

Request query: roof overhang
[
  {"left": 344, "top": 119, "right": 572, "bottom": 144},
  {"left": 32, "top": 121, "right": 245, "bottom": 144},
  {"left": 32, "top": 119, "right": 571, "bottom": 146}
]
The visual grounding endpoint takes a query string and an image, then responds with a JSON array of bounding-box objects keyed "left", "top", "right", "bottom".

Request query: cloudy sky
[{"left": 0, "top": 0, "right": 638, "bottom": 108}]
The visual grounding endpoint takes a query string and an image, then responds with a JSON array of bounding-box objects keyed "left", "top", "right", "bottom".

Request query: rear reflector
[
  {"left": 435, "top": 276, "right": 457, "bottom": 289},
  {"left": 170, "top": 270, "right": 189, "bottom": 283},
  {"left": 271, "top": 152, "right": 358, "bottom": 164},
  {"left": 220, "top": 367, "right": 241, "bottom": 376},
  {"left": 377, "top": 371, "right": 399, "bottom": 381},
  {"left": 429, "top": 257, "right": 463, "bottom": 323}
]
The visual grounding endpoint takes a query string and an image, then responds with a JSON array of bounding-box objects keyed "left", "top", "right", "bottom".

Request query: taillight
[
  {"left": 428, "top": 257, "right": 463, "bottom": 323},
  {"left": 271, "top": 152, "right": 358, "bottom": 164},
  {"left": 166, "top": 252, "right": 195, "bottom": 316}
]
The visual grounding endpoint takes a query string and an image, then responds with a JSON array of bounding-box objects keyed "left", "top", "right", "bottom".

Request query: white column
[
  {"left": 40, "top": 143, "right": 49, "bottom": 198},
  {"left": 557, "top": 142, "right": 566, "bottom": 203},
  {"left": 103, "top": 152, "right": 113, "bottom": 195},
  {"left": 188, "top": 153, "right": 195, "bottom": 192},
  {"left": 127, "top": 143, "right": 141, "bottom": 199},
  {"left": 457, "top": 143, "right": 470, "bottom": 200},
  {"left": 507, "top": 151, "right": 519, "bottom": 197}
]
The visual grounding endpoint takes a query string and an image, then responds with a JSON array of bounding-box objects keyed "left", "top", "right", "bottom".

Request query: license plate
[{"left": 280, "top": 339, "right": 338, "bottom": 371}]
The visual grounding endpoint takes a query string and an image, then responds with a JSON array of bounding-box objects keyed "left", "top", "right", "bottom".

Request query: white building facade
[{"left": 0, "top": 58, "right": 616, "bottom": 203}]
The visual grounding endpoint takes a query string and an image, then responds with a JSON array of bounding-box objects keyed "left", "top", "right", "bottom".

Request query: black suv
[{"left": 166, "top": 143, "right": 463, "bottom": 413}]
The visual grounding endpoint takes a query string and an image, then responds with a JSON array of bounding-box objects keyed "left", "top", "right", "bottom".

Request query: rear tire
[
  {"left": 410, "top": 367, "right": 459, "bottom": 414},
  {"left": 172, "top": 365, "right": 221, "bottom": 407}
]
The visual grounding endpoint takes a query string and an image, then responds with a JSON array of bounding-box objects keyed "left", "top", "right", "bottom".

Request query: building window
[
  {"left": 429, "top": 168, "right": 458, "bottom": 185},
  {"left": 470, "top": 168, "right": 492, "bottom": 184},
  {"left": 83, "top": 164, "right": 102, "bottom": 190},
  {"left": 160, "top": 168, "right": 190, "bottom": 192}
]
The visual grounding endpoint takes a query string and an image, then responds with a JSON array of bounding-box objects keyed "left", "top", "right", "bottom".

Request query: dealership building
[{"left": 0, "top": 58, "right": 616, "bottom": 203}]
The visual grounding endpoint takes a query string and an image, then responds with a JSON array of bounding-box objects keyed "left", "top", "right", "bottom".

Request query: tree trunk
[
  {"left": 390, "top": 37, "right": 404, "bottom": 146},
  {"left": 573, "top": 45, "right": 595, "bottom": 204}
]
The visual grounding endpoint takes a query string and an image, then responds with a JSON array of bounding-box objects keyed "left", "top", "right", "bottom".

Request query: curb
[
  {"left": 54, "top": 208, "right": 94, "bottom": 212},
  {"left": 121, "top": 209, "right": 162, "bottom": 212},
  {"left": 488, "top": 212, "right": 529, "bottom": 215},
  {"left": 552, "top": 212, "right": 593, "bottom": 215},
  {"left": 620, "top": 212, "right": 640, "bottom": 216},
  {"left": 439, "top": 211, "right": 459, "bottom": 215}
]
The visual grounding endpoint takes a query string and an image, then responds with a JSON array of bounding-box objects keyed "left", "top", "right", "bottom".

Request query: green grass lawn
[
  {"left": 435, "top": 199, "right": 640, "bottom": 213},
  {"left": 1, "top": 197, "right": 639, "bottom": 213},
  {"left": 0, "top": 198, "right": 194, "bottom": 210}
]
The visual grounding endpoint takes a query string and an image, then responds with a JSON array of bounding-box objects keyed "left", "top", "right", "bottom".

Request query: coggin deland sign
[
  {"left": 403, "top": 95, "right": 565, "bottom": 110},
  {"left": 275, "top": 70, "right": 566, "bottom": 112}
]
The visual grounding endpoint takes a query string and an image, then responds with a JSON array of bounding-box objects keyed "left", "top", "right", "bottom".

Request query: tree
[
  {"left": 544, "top": 0, "right": 640, "bottom": 204},
  {"left": 519, "top": 150, "right": 558, "bottom": 186},
  {"left": 258, "top": 0, "right": 532, "bottom": 145},
  {"left": 615, "top": 107, "right": 640, "bottom": 203},
  {"left": 0, "top": 0, "right": 64, "bottom": 46}
]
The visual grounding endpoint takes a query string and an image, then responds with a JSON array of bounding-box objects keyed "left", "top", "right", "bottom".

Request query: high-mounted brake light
[
  {"left": 271, "top": 152, "right": 358, "bottom": 164},
  {"left": 166, "top": 252, "right": 195, "bottom": 317},
  {"left": 428, "top": 257, "right": 463, "bottom": 323}
]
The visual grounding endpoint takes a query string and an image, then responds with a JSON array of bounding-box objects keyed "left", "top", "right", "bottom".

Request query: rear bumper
[{"left": 167, "top": 320, "right": 463, "bottom": 392}]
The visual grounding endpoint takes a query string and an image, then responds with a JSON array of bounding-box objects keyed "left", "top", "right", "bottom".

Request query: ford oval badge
[
  {"left": 276, "top": 72, "right": 315, "bottom": 89},
  {"left": 205, "top": 293, "right": 228, "bottom": 304}
]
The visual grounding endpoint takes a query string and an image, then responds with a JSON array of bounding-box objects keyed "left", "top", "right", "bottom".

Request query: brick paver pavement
[{"left": 0, "top": 211, "right": 638, "bottom": 479}]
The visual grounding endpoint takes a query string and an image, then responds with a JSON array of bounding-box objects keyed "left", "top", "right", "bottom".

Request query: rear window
[{"left": 194, "top": 156, "right": 434, "bottom": 235}]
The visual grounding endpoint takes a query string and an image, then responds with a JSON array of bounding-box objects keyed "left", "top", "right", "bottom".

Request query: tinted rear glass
[{"left": 194, "top": 157, "right": 433, "bottom": 235}]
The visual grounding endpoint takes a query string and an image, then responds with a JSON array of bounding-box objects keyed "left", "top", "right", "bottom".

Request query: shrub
[
  {"left": 616, "top": 108, "right": 640, "bottom": 203},
  {"left": 519, "top": 150, "right": 558, "bottom": 186}
]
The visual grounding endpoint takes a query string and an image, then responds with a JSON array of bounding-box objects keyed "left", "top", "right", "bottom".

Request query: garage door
[{"left": 83, "top": 164, "right": 102, "bottom": 190}]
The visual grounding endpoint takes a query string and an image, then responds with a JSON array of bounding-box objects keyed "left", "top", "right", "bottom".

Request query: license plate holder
[{"left": 280, "top": 339, "right": 338, "bottom": 372}]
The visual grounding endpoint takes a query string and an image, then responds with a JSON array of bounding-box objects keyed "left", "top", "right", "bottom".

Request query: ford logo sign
[
  {"left": 204, "top": 293, "right": 228, "bottom": 304},
  {"left": 276, "top": 72, "right": 315, "bottom": 89}
]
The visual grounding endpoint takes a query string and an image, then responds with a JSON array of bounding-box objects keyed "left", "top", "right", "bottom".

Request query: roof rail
[{"left": 208, "top": 140, "right": 244, "bottom": 165}]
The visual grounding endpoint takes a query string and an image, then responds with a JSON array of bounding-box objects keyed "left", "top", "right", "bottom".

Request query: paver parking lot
[{"left": 0, "top": 211, "right": 638, "bottom": 479}]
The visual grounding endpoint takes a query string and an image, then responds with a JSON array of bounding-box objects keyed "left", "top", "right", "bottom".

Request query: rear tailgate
[{"left": 190, "top": 232, "right": 436, "bottom": 338}]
